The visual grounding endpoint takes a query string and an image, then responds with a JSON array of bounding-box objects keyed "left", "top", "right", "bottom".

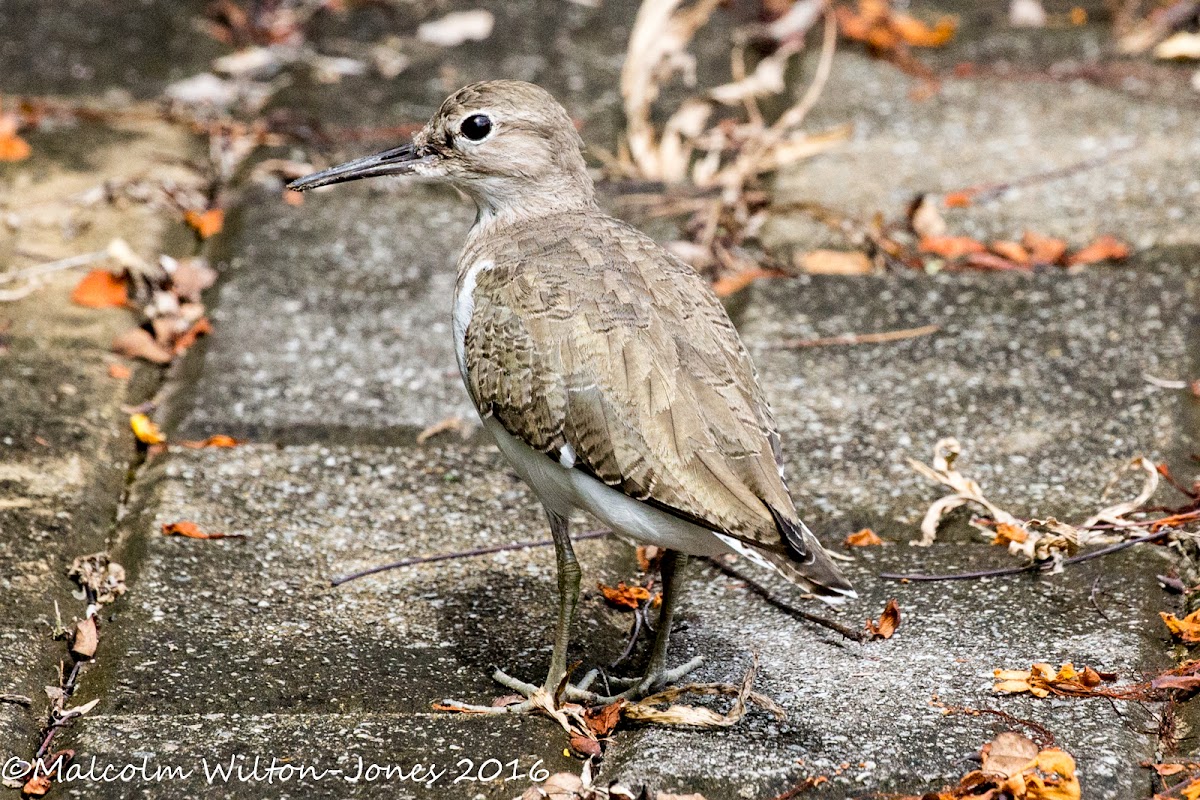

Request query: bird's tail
[{"left": 765, "top": 505, "right": 857, "bottom": 605}]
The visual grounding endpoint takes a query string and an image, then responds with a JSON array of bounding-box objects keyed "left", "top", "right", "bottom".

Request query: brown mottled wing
[{"left": 462, "top": 213, "right": 848, "bottom": 593}]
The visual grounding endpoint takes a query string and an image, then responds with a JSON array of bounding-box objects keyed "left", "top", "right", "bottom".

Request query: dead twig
[
  {"left": 940, "top": 144, "right": 1136, "bottom": 206},
  {"left": 330, "top": 530, "right": 610, "bottom": 587},
  {"left": 774, "top": 323, "right": 940, "bottom": 349},
  {"left": 880, "top": 529, "right": 1172, "bottom": 582},
  {"left": 704, "top": 556, "right": 867, "bottom": 642}
]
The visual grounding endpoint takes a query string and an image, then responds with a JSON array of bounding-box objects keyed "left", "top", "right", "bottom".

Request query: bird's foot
[
  {"left": 435, "top": 668, "right": 593, "bottom": 734},
  {"left": 562, "top": 655, "right": 705, "bottom": 704}
]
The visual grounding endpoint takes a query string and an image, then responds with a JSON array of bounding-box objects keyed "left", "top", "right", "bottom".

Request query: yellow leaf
[
  {"left": 1162, "top": 609, "right": 1200, "bottom": 643},
  {"left": 130, "top": 413, "right": 166, "bottom": 445}
]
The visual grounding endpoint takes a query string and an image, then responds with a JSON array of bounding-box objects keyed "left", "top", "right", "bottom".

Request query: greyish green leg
[
  {"left": 543, "top": 508, "right": 581, "bottom": 691},
  {"left": 637, "top": 549, "right": 691, "bottom": 694},
  {"left": 445, "top": 509, "right": 582, "bottom": 714},
  {"left": 565, "top": 549, "right": 703, "bottom": 704}
]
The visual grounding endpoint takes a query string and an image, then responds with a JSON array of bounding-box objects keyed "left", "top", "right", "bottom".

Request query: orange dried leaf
[
  {"left": 865, "top": 598, "right": 901, "bottom": 640},
  {"left": 569, "top": 731, "right": 602, "bottom": 758},
  {"left": 918, "top": 235, "right": 986, "bottom": 259},
  {"left": 636, "top": 545, "right": 661, "bottom": 573},
  {"left": 711, "top": 268, "right": 783, "bottom": 297},
  {"left": 1066, "top": 234, "right": 1130, "bottom": 266},
  {"left": 71, "top": 270, "right": 128, "bottom": 308},
  {"left": 184, "top": 208, "right": 225, "bottom": 239},
  {"left": 176, "top": 434, "right": 242, "bottom": 449},
  {"left": 942, "top": 190, "right": 975, "bottom": 208},
  {"left": 1147, "top": 763, "right": 1187, "bottom": 776},
  {"left": 0, "top": 114, "right": 31, "bottom": 161},
  {"left": 989, "top": 240, "right": 1031, "bottom": 265},
  {"left": 22, "top": 774, "right": 51, "bottom": 796},
  {"left": 599, "top": 581, "right": 651, "bottom": 610},
  {"left": 1022, "top": 230, "right": 1068, "bottom": 265},
  {"left": 162, "top": 521, "right": 239, "bottom": 539},
  {"left": 993, "top": 522, "right": 1028, "bottom": 546},
  {"left": 892, "top": 13, "right": 957, "bottom": 47},
  {"left": 107, "top": 363, "right": 132, "bottom": 380},
  {"left": 1161, "top": 609, "right": 1200, "bottom": 643},
  {"left": 1025, "top": 748, "right": 1080, "bottom": 800},
  {"left": 798, "top": 249, "right": 873, "bottom": 276},
  {"left": 584, "top": 699, "right": 625, "bottom": 737},
  {"left": 130, "top": 413, "right": 166, "bottom": 445},
  {"left": 844, "top": 528, "right": 883, "bottom": 547},
  {"left": 173, "top": 317, "right": 213, "bottom": 355}
]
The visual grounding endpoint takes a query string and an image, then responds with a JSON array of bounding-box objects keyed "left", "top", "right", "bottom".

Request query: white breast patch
[{"left": 452, "top": 258, "right": 494, "bottom": 381}]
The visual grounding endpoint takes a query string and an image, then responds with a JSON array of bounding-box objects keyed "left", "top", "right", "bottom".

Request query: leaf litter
[{"left": 901, "top": 438, "right": 1192, "bottom": 575}]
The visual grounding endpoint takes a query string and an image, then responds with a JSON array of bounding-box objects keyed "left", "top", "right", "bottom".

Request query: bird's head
[{"left": 288, "top": 80, "right": 594, "bottom": 223}]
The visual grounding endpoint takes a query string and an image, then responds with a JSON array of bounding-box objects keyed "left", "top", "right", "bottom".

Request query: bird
[{"left": 289, "top": 80, "right": 855, "bottom": 712}]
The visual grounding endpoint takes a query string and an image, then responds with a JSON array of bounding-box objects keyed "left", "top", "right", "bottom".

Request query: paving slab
[
  {"left": 743, "top": 249, "right": 1200, "bottom": 526},
  {"left": 60, "top": 443, "right": 617, "bottom": 797},
  {"left": 765, "top": 49, "right": 1200, "bottom": 254},
  {"left": 0, "top": 0, "right": 222, "bottom": 100},
  {"left": 0, "top": 116, "right": 201, "bottom": 755},
  {"left": 176, "top": 183, "right": 477, "bottom": 441}
]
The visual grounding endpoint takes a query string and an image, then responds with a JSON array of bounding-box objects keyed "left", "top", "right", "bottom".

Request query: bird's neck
[{"left": 460, "top": 174, "right": 598, "bottom": 244}]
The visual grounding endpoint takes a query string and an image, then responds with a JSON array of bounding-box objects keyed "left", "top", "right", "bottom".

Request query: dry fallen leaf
[
  {"left": 865, "top": 598, "right": 901, "bottom": 640},
  {"left": 173, "top": 317, "right": 213, "bottom": 355},
  {"left": 70, "top": 617, "right": 99, "bottom": 661},
  {"left": 797, "top": 249, "right": 873, "bottom": 275},
  {"left": 66, "top": 552, "right": 126, "bottom": 604},
  {"left": 1022, "top": 230, "right": 1068, "bottom": 265},
  {"left": 993, "top": 662, "right": 1116, "bottom": 697},
  {"left": 112, "top": 328, "right": 174, "bottom": 364},
  {"left": 1155, "top": 31, "right": 1200, "bottom": 60},
  {"left": 711, "top": 268, "right": 784, "bottom": 297},
  {"left": 0, "top": 113, "right": 31, "bottom": 162},
  {"left": 844, "top": 528, "right": 883, "bottom": 547},
  {"left": 162, "top": 521, "right": 242, "bottom": 540},
  {"left": 167, "top": 257, "right": 218, "bottom": 302},
  {"left": 584, "top": 699, "right": 625, "bottom": 738},
  {"left": 176, "top": 435, "right": 241, "bottom": 449},
  {"left": 568, "top": 731, "right": 602, "bottom": 757},
  {"left": 897, "top": 733, "right": 1079, "bottom": 800},
  {"left": 130, "top": 413, "right": 166, "bottom": 445},
  {"left": 417, "top": 9, "right": 495, "bottom": 47},
  {"left": 1066, "top": 234, "right": 1130, "bottom": 266},
  {"left": 989, "top": 240, "right": 1031, "bottom": 265},
  {"left": 599, "top": 581, "right": 652, "bottom": 611},
  {"left": 521, "top": 772, "right": 584, "bottom": 800},
  {"left": 1161, "top": 609, "right": 1200, "bottom": 643},
  {"left": 21, "top": 774, "right": 51, "bottom": 797},
  {"left": 184, "top": 208, "right": 225, "bottom": 239},
  {"left": 908, "top": 193, "right": 947, "bottom": 239},
  {"left": 981, "top": 730, "right": 1039, "bottom": 778},
  {"left": 107, "top": 363, "right": 132, "bottom": 380},
  {"left": 71, "top": 270, "right": 128, "bottom": 308},
  {"left": 942, "top": 189, "right": 975, "bottom": 208},
  {"left": 918, "top": 235, "right": 987, "bottom": 260}
]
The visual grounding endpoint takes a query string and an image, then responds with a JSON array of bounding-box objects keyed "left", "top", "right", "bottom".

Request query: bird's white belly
[{"left": 484, "top": 418, "right": 735, "bottom": 558}]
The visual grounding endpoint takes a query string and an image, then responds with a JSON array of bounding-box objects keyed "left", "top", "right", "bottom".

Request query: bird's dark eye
[{"left": 460, "top": 114, "right": 492, "bottom": 142}]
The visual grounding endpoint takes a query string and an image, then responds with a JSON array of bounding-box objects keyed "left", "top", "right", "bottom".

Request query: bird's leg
[
  {"left": 472, "top": 509, "right": 583, "bottom": 713},
  {"left": 543, "top": 509, "right": 581, "bottom": 692},
  {"left": 564, "top": 549, "right": 703, "bottom": 704}
]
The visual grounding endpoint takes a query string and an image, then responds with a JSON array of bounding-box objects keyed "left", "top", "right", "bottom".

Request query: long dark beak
[{"left": 287, "top": 142, "right": 433, "bottom": 191}]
